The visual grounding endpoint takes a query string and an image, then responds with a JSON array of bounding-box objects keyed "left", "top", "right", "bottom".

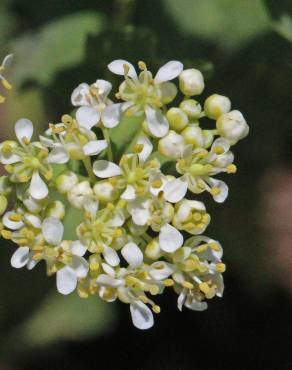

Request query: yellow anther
[
  {"left": 1, "top": 78, "right": 12, "bottom": 90},
  {"left": 137, "top": 271, "right": 149, "bottom": 279},
  {"left": 103, "top": 287, "right": 116, "bottom": 301},
  {"left": 9, "top": 213, "right": 23, "bottom": 222},
  {"left": 106, "top": 202, "right": 115, "bottom": 210},
  {"left": 114, "top": 228, "right": 123, "bottom": 238},
  {"left": 163, "top": 278, "right": 174, "bottom": 287},
  {"left": 22, "top": 136, "right": 30, "bottom": 145},
  {"left": 213, "top": 146, "right": 224, "bottom": 155},
  {"left": 149, "top": 284, "right": 160, "bottom": 295},
  {"left": 199, "top": 282, "right": 210, "bottom": 295},
  {"left": 115, "top": 93, "right": 121, "bottom": 99},
  {"left": 90, "top": 261, "right": 100, "bottom": 271},
  {"left": 227, "top": 164, "right": 237, "bottom": 174},
  {"left": 210, "top": 242, "right": 221, "bottom": 252},
  {"left": 1, "top": 230, "right": 12, "bottom": 239},
  {"left": 182, "top": 281, "right": 194, "bottom": 289},
  {"left": 53, "top": 126, "right": 66, "bottom": 134},
  {"left": 123, "top": 63, "right": 130, "bottom": 76},
  {"left": 96, "top": 245, "right": 105, "bottom": 253},
  {"left": 151, "top": 179, "right": 162, "bottom": 189},
  {"left": 18, "top": 175, "right": 30, "bottom": 182},
  {"left": 184, "top": 259, "right": 199, "bottom": 271},
  {"left": 2, "top": 143, "right": 12, "bottom": 153},
  {"left": 32, "top": 252, "right": 43, "bottom": 261},
  {"left": 210, "top": 186, "right": 221, "bottom": 196},
  {"left": 85, "top": 212, "right": 92, "bottom": 220},
  {"left": 89, "top": 86, "right": 97, "bottom": 97},
  {"left": 197, "top": 180, "right": 206, "bottom": 189},
  {"left": 133, "top": 143, "right": 144, "bottom": 153},
  {"left": 138, "top": 61, "right": 147, "bottom": 70},
  {"left": 185, "top": 222, "right": 196, "bottom": 229},
  {"left": 61, "top": 114, "right": 73, "bottom": 125},
  {"left": 78, "top": 287, "right": 89, "bottom": 299},
  {"left": 152, "top": 305, "right": 161, "bottom": 314},
  {"left": 196, "top": 244, "right": 208, "bottom": 253},
  {"left": 216, "top": 263, "right": 226, "bottom": 273}
]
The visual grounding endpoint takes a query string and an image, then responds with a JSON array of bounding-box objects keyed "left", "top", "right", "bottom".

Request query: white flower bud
[
  {"left": 216, "top": 110, "right": 249, "bottom": 145},
  {"left": 204, "top": 94, "right": 231, "bottom": 119},
  {"left": 181, "top": 125, "right": 204, "bottom": 147},
  {"left": 56, "top": 171, "right": 79, "bottom": 194},
  {"left": 93, "top": 180, "right": 118, "bottom": 203},
  {"left": 159, "top": 82, "right": 178, "bottom": 104},
  {"left": 166, "top": 108, "right": 188, "bottom": 132},
  {"left": 145, "top": 238, "right": 162, "bottom": 260},
  {"left": 179, "top": 69, "right": 204, "bottom": 96},
  {"left": 158, "top": 130, "right": 186, "bottom": 159},
  {"left": 179, "top": 99, "right": 202, "bottom": 119},
  {"left": 68, "top": 181, "right": 93, "bottom": 209},
  {"left": 45, "top": 200, "right": 65, "bottom": 220}
]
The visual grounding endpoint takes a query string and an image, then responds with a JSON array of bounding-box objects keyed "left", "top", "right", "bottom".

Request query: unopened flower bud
[
  {"left": 93, "top": 180, "right": 119, "bottom": 203},
  {"left": 204, "top": 94, "right": 231, "bottom": 120},
  {"left": 216, "top": 110, "right": 249, "bottom": 145},
  {"left": 45, "top": 200, "right": 65, "bottom": 220},
  {"left": 158, "top": 131, "right": 186, "bottom": 159},
  {"left": 56, "top": 171, "right": 78, "bottom": 194},
  {"left": 180, "top": 99, "right": 202, "bottom": 119},
  {"left": 68, "top": 181, "right": 93, "bottom": 209},
  {"left": 181, "top": 125, "right": 204, "bottom": 147},
  {"left": 166, "top": 108, "right": 188, "bottom": 132},
  {"left": 0, "top": 195, "right": 8, "bottom": 215},
  {"left": 179, "top": 69, "right": 204, "bottom": 96},
  {"left": 145, "top": 238, "right": 162, "bottom": 260}
]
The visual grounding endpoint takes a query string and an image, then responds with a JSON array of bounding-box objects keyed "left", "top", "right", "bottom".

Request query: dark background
[{"left": 0, "top": 0, "right": 292, "bottom": 369}]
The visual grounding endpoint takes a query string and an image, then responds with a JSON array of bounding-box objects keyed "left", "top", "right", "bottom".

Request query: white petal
[
  {"left": 94, "top": 79, "right": 112, "bottom": 97},
  {"left": 76, "top": 106, "right": 100, "bottom": 130},
  {"left": 136, "top": 135, "right": 153, "bottom": 162},
  {"left": 102, "top": 103, "right": 122, "bottom": 128},
  {"left": 108, "top": 59, "right": 137, "bottom": 80},
  {"left": 56, "top": 266, "right": 77, "bottom": 295},
  {"left": 71, "top": 240, "right": 87, "bottom": 256},
  {"left": 96, "top": 274, "right": 122, "bottom": 288},
  {"left": 163, "top": 177, "right": 188, "bottom": 203},
  {"left": 93, "top": 160, "right": 122, "bottom": 178},
  {"left": 29, "top": 171, "right": 48, "bottom": 200},
  {"left": 71, "top": 83, "right": 90, "bottom": 106},
  {"left": 42, "top": 217, "right": 64, "bottom": 245},
  {"left": 154, "top": 61, "right": 184, "bottom": 84},
  {"left": 11, "top": 247, "right": 29, "bottom": 268},
  {"left": 149, "top": 261, "right": 174, "bottom": 280},
  {"left": 145, "top": 106, "right": 169, "bottom": 138},
  {"left": 83, "top": 140, "right": 107, "bottom": 156},
  {"left": 129, "top": 200, "right": 151, "bottom": 226},
  {"left": 24, "top": 213, "right": 42, "bottom": 228},
  {"left": 101, "top": 262, "right": 116, "bottom": 277},
  {"left": 108, "top": 210, "right": 125, "bottom": 227},
  {"left": 2, "top": 54, "right": 13, "bottom": 68},
  {"left": 15, "top": 118, "right": 33, "bottom": 143},
  {"left": 3, "top": 211, "right": 24, "bottom": 230},
  {"left": 39, "top": 135, "right": 55, "bottom": 147},
  {"left": 130, "top": 301, "right": 154, "bottom": 330},
  {"left": 48, "top": 145, "right": 69, "bottom": 164},
  {"left": 27, "top": 259, "right": 38, "bottom": 270},
  {"left": 103, "top": 246, "right": 120, "bottom": 267},
  {"left": 185, "top": 299, "right": 208, "bottom": 311},
  {"left": 121, "top": 242, "right": 143, "bottom": 268},
  {"left": 177, "top": 289, "right": 187, "bottom": 311},
  {"left": 159, "top": 223, "right": 183, "bottom": 253},
  {"left": 208, "top": 178, "right": 229, "bottom": 203},
  {"left": 70, "top": 255, "right": 89, "bottom": 278},
  {"left": 121, "top": 185, "right": 136, "bottom": 200},
  {"left": 0, "top": 146, "right": 21, "bottom": 164}
]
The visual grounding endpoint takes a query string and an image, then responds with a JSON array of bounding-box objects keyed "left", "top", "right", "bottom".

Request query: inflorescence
[{"left": 0, "top": 58, "right": 249, "bottom": 329}]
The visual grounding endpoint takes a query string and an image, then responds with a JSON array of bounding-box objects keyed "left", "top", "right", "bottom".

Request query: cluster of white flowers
[
  {"left": 0, "top": 54, "right": 13, "bottom": 104},
  {"left": 0, "top": 58, "right": 249, "bottom": 329}
]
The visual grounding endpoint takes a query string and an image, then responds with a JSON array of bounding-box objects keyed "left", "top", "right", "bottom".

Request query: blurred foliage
[{"left": 1, "top": 0, "right": 292, "bottom": 368}]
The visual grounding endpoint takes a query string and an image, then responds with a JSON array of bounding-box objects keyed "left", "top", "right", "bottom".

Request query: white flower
[
  {"left": 108, "top": 59, "right": 183, "bottom": 137},
  {"left": 72, "top": 79, "right": 123, "bottom": 129},
  {"left": 159, "top": 223, "right": 183, "bottom": 253}
]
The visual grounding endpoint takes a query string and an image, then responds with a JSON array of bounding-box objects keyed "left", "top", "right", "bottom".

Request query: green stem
[
  {"left": 142, "top": 232, "right": 152, "bottom": 243},
  {"left": 82, "top": 157, "right": 95, "bottom": 182},
  {"left": 102, "top": 127, "right": 113, "bottom": 161}
]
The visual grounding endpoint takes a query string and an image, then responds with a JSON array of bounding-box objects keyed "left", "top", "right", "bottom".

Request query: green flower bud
[
  {"left": 166, "top": 107, "right": 188, "bottom": 132},
  {"left": 204, "top": 94, "right": 231, "bottom": 119},
  {"left": 0, "top": 195, "right": 8, "bottom": 215},
  {"left": 180, "top": 99, "right": 202, "bottom": 119},
  {"left": 181, "top": 125, "right": 204, "bottom": 147},
  {"left": 179, "top": 69, "right": 204, "bottom": 96}
]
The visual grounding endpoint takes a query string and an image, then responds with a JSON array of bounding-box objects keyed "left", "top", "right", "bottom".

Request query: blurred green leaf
[
  {"left": 110, "top": 115, "right": 144, "bottom": 160},
  {"left": 272, "top": 14, "right": 292, "bottom": 43},
  {"left": 63, "top": 205, "right": 84, "bottom": 240},
  {"left": 162, "top": 0, "right": 270, "bottom": 52},
  {"left": 11, "top": 11, "right": 104, "bottom": 86},
  {"left": 10, "top": 291, "right": 116, "bottom": 349}
]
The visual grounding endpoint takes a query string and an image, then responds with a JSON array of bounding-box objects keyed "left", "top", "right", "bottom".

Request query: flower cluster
[
  {"left": 0, "top": 58, "right": 249, "bottom": 329},
  {"left": 0, "top": 54, "right": 13, "bottom": 104}
]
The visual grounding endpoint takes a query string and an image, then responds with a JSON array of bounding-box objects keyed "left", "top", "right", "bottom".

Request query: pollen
[
  {"left": 152, "top": 305, "right": 161, "bottom": 314},
  {"left": 227, "top": 164, "right": 237, "bottom": 174}
]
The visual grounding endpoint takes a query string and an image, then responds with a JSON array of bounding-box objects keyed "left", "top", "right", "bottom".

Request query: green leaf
[
  {"left": 9, "top": 291, "right": 116, "bottom": 349},
  {"left": 272, "top": 14, "right": 292, "bottom": 43},
  {"left": 11, "top": 11, "right": 104, "bottom": 86},
  {"left": 162, "top": 0, "right": 270, "bottom": 52},
  {"left": 110, "top": 115, "right": 144, "bottom": 160}
]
